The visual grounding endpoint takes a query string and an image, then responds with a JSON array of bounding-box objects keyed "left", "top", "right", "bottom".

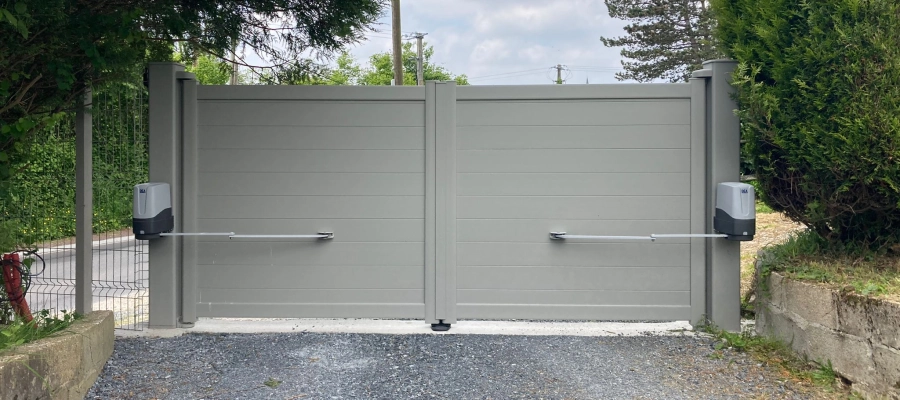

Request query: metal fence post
[
  {"left": 704, "top": 60, "right": 741, "bottom": 332},
  {"left": 148, "top": 62, "right": 185, "bottom": 328},
  {"left": 75, "top": 89, "right": 93, "bottom": 315}
]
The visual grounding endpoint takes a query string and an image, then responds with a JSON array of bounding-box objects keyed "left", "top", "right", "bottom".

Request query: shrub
[
  {"left": 713, "top": 0, "right": 900, "bottom": 247},
  {"left": 0, "top": 82, "right": 147, "bottom": 247}
]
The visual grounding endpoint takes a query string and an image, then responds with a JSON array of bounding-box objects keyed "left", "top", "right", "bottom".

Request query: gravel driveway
[{"left": 87, "top": 331, "right": 819, "bottom": 399}]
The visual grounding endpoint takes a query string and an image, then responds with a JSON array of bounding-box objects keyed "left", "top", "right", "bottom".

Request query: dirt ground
[{"left": 740, "top": 212, "right": 805, "bottom": 300}]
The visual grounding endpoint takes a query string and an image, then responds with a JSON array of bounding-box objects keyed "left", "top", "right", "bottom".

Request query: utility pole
[
  {"left": 230, "top": 47, "right": 238, "bottom": 85},
  {"left": 391, "top": 0, "right": 403, "bottom": 85},
  {"left": 554, "top": 64, "right": 563, "bottom": 84},
  {"left": 412, "top": 32, "right": 427, "bottom": 85}
]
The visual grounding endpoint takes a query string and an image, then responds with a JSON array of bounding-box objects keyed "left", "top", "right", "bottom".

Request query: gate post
[
  {"left": 148, "top": 62, "right": 185, "bottom": 328},
  {"left": 75, "top": 89, "right": 93, "bottom": 315},
  {"left": 700, "top": 60, "right": 741, "bottom": 332}
]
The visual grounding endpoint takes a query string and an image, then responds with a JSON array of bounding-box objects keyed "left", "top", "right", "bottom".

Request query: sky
[{"left": 340, "top": 0, "right": 631, "bottom": 85}]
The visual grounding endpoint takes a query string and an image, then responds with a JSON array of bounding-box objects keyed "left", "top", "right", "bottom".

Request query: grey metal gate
[{"left": 146, "top": 60, "right": 741, "bottom": 331}]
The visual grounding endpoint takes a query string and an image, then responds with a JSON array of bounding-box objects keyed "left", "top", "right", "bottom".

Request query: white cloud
[
  {"left": 342, "top": 0, "right": 631, "bottom": 84},
  {"left": 469, "top": 39, "right": 511, "bottom": 63}
]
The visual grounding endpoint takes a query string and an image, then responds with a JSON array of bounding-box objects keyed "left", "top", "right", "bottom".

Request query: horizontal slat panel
[
  {"left": 458, "top": 125, "right": 689, "bottom": 150},
  {"left": 198, "top": 101, "right": 424, "bottom": 127},
  {"left": 457, "top": 100, "right": 689, "bottom": 126},
  {"left": 458, "top": 149, "right": 689, "bottom": 173},
  {"left": 457, "top": 266, "right": 690, "bottom": 290},
  {"left": 198, "top": 196, "right": 424, "bottom": 219},
  {"left": 199, "top": 288, "right": 423, "bottom": 304},
  {"left": 197, "top": 265, "right": 423, "bottom": 289},
  {"left": 197, "top": 242, "right": 423, "bottom": 266},
  {"left": 197, "top": 219, "right": 424, "bottom": 242},
  {"left": 457, "top": 243, "right": 689, "bottom": 267},
  {"left": 458, "top": 289, "right": 689, "bottom": 306},
  {"left": 198, "top": 150, "right": 424, "bottom": 173},
  {"left": 457, "top": 196, "right": 690, "bottom": 220},
  {"left": 198, "top": 126, "right": 424, "bottom": 150},
  {"left": 199, "top": 173, "right": 424, "bottom": 196},
  {"left": 456, "top": 84, "right": 691, "bottom": 101},
  {"left": 457, "top": 219, "right": 690, "bottom": 243},
  {"left": 456, "top": 304, "right": 690, "bottom": 320},
  {"left": 458, "top": 173, "right": 689, "bottom": 196},
  {"left": 197, "top": 303, "right": 424, "bottom": 319},
  {"left": 198, "top": 85, "right": 426, "bottom": 101}
]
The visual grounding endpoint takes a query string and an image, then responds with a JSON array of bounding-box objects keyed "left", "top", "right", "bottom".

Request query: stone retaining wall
[
  {"left": 0, "top": 310, "right": 114, "bottom": 400},
  {"left": 757, "top": 271, "right": 900, "bottom": 399}
]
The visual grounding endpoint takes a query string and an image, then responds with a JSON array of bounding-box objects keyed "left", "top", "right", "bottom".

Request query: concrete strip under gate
[{"left": 116, "top": 318, "right": 696, "bottom": 337}]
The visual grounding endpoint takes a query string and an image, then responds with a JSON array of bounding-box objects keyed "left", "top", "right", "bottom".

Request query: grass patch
[
  {"left": 756, "top": 201, "right": 776, "bottom": 214},
  {"left": 759, "top": 231, "right": 900, "bottom": 302},
  {"left": 703, "top": 326, "right": 849, "bottom": 394},
  {"left": 0, "top": 310, "right": 80, "bottom": 352},
  {"left": 264, "top": 377, "right": 282, "bottom": 389}
]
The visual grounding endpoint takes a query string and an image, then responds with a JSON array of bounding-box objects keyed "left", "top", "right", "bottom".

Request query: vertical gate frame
[
  {"left": 178, "top": 72, "right": 199, "bottom": 325},
  {"left": 424, "top": 83, "right": 437, "bottom": 324},
  {"left": 689, "top": 78, "right": 707, "bottom": 326},
  {"left": 431, "top": 81, "right": 458, "bottom": 324}
]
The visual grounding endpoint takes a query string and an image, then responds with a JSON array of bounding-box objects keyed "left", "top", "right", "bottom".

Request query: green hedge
[
  {"left": 0, "top": 84, "right": 147, "bottom": 248},
  {"left": 714, "top": 0, "right": 900, "bottom": 247}
]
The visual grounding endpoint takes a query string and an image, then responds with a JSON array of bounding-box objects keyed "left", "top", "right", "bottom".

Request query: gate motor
[
  {"left": 713, "top": 182, "right": 755, "bottom": 241},
  {"left": 133, "top": 183, "right": 174, "bottom": 239}
]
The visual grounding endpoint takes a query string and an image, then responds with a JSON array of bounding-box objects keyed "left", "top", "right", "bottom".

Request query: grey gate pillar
[
  {"left": 693, "top": 60, "right": 741, "bottom": 332},
  {"left": 148, "top": 62, "right": 186, "bottom": 328}
]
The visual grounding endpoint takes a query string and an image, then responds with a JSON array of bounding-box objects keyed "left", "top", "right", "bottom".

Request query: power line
[
  {"left": 468, "top": 68, "right": 548, "bottom": 80},
  {"left": 568, "top": 65, "right": 620, "bottom": 68},
  {"left": 469, "top": 71, "right": 550, "bottom": 82}
]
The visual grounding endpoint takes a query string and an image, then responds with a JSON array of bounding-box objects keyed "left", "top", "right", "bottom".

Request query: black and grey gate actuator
[
  {"left": 714, "top": 182, "right": 756, "bottom": 241},
  {"left": 133, "top": 183, "right": 174, "bottom": 240}
]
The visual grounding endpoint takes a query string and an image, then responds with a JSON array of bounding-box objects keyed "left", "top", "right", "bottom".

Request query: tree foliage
[
  {"left": 600, "top": 0, "right": 719, "bottom": 82},
  {"left": 176, "top": 53, "right": 233, "bottom": 86},
  {"left": 274, "top": 42, "right": 468, "bottom": 86},
  {"left": 714, "top": 0, "right": 900, "bottom": 246},
  {"left": 356, "top": 42, "right": 469, "bottom": 86},
  {"left": 0, "top": 0, "right": 385, "bottom": 191}
]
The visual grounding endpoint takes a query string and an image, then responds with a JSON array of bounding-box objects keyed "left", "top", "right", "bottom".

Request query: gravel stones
[{"left": 88, "top": 332, "right": 817, "bottom": 399}]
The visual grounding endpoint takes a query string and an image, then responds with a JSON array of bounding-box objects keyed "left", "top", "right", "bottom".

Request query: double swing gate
[{"left": 146, "top": 61, "right": 743, "bottom": 331}]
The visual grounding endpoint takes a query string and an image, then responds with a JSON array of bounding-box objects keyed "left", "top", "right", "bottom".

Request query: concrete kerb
[
  {"left": 757, "top": 271, "right": 900, "bottom": 399},
  {"left": 116, "top": 318, "right": 700, "bottom": 338},
  {"left": 0, "top": 310, "right": 114, "bottom": 400}
]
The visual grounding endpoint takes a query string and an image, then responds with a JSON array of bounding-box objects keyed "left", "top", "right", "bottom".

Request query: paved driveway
[{"left": 88, "top": 321, "right": 822, "bottom": 399}]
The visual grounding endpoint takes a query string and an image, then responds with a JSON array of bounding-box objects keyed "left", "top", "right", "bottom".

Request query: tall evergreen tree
[{"left": 600, "top": 0, "right": 719, "bottom": 82}]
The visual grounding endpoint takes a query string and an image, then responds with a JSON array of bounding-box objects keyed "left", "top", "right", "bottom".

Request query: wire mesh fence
[
  {"left": 91, "top": 81, "right": 150, "bottom": 331},
  {"left": 0, "top": 77, "right": 150, "bottom": 330}
]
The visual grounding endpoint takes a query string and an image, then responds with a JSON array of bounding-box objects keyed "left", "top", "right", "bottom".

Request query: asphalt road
[{"left": 23, "top": 236, "right": 148, "bottom": 326}]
